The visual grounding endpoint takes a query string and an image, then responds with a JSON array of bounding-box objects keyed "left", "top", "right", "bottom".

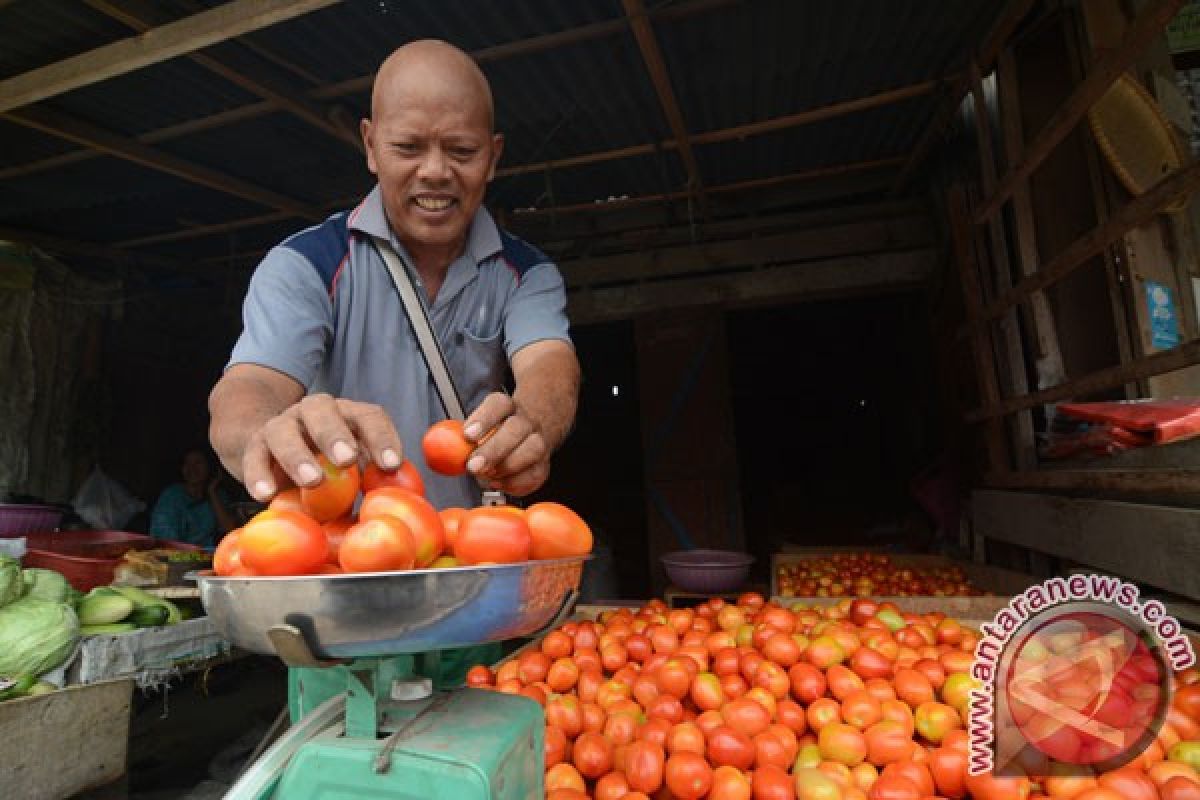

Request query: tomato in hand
[
  {"left": 526, "top": 501, "right": 594, "bottom": 559},
  {"left": 268, "top": 487, "right": 306, "bottom": 514},
  {"left": 453, "top": 506, "right": 532, "bottom": 565},
  {"left": 359, "top": 487, "right": 445, "bottom": 567},
  {"left": 423, "top": 419, "right": 474, "bottom": 476},
  {"left": 238, "top": 509, "right": 328, "bottom": 576},
  {"left": 338, "top": 516, "right": 416, "bottom": 572},
  {"left": 362, "top": 460, "right": 425, "bottom": 496},
  {"left": 300, "top": 455, "right": 361, "bottom": 522}
]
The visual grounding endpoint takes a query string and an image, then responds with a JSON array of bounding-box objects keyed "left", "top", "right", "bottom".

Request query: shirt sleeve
[
  {"left": 504, "top": 262, "right": 573, "bottom": 358},
  {"left": 227, "top": 246, "right": 334, "bottom": 388}
]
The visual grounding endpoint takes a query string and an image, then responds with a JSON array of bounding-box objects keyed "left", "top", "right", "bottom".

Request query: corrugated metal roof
[{"left": 0, "top": 0, "right": 1011, "bottom": 270}]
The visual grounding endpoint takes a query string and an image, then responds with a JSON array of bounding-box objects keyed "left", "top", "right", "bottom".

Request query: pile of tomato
[
  {"left": 213, "top": 421, "right": 593, "bottom": 576},
  {"left": 776, "top": 554, "right": 981, "bottom": 599},
  {"left": 466, "top": 593, "right": 1200, "bottom": 800}
]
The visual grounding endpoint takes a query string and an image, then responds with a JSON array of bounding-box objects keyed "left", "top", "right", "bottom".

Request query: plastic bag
[
  {"left": 1058, "top": 399, "right": 1200, "bottom": 444},
  {"left": 71, "top": 466, "right": 145, "bottom": 530}
]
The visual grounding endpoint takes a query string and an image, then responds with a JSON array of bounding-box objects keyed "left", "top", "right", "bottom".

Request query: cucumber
[
  {"left": 127, "top": 605, "right": 170, "bottom": 628},
  {"left": 78, "top": 590, "right": 135, "bottom": 626},
  {"left": 80, "top": 622, "right": 137, "bottom": 635},
  {"left": 110, "top": 585, "right": 182, "bottom": 625}
]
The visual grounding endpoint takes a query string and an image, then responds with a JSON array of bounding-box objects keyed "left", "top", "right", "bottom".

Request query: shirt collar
[{"left": 348, "top": 185, "right": 504, "bottom": 267}]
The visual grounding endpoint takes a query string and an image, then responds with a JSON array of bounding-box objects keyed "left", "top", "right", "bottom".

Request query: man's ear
[
  {"left": 361, "top": 118, "right": 378, "bottom": 175},
  {"left": 487, "top": 133, "right": 505, "bottom": 182}
]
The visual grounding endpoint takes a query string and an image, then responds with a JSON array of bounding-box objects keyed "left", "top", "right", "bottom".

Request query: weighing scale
[{"left": 193, "top": 556, "right": 585, "bottom": 799}]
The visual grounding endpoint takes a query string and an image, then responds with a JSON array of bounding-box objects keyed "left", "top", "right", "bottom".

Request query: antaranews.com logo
[{"left": 968, "top": 574, "right": 1196, "bottom": 777}]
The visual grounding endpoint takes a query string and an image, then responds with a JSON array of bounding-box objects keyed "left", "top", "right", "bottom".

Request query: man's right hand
[
  {"left": 241, "top": 394, "right": 404, "bottom": 501},
  {"left": 210, "top": 366, "right": 404, "bottom": 502}
]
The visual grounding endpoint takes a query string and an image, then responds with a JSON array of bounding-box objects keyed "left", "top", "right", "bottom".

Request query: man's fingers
[
  {"left": 494, "top": 461, "right": 550, "bottom": 497},
  {"left": 297, "top": 393, "right": 359, "bottom": 467},
  {"left": 463, "top": 392, "right": 516, "bottom": 442},
  {"left": 242, "top": 435, "right": 291, "bottom": 501},
  {"left": 262, "top": 413, "right": 323, "bottom": 487},
  {"left": 488, "top": 432, "right": 547, "bottom": 480},
  {"left": 468, "top": 412, "right": 533, "bottom": 475},
  {"left": 338, "top": 399, "right": 404, "bottom": 468}
]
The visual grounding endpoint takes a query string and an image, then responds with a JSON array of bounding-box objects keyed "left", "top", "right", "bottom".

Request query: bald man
[{"left": 209, "top": 40, "right": 581, "bottom": 512}]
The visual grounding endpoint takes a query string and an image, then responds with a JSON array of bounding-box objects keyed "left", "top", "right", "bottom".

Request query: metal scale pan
[{"left": 191, "top": 556, "right": 587, "bottom": 659}]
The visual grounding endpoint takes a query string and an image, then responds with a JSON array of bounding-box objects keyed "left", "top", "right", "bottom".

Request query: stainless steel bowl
[{"left": 191, "top": 556, "right": 587, "bottom": 658}]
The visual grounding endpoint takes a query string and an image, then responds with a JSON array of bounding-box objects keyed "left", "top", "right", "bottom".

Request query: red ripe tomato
[
  {"left": 544, "top": 763, "right": 586, "bottom": 793},
  {"left": 321, "top": 517, "right": 354, "bottom": 564},
  {"left": 625, "top": 740, "right": 666, "bottom": 794},
  {"left": 595, "top": 772, "right": 631, "bottom": 800},
  {"left": 453, "top": 507, "right": 532, "bottom": 565},
  {"left": 1161, "top": 777, "right": 1200, "bottom": 800},
  {"left": 544, "top": 724, "right": 568, "bottom": 768},
  {"left": 525, "top": 502, "right": 593, "bottom": 559},
  {"left": 710, "top": 765, "right": 753, "bottom": 800},
  {"left": 664, "top": 752, "right": 713, "bottom": 800},
  {"left": 300, "top": 455, "right": 361, "bottom": 522},
  {"left": 422, "top": 419, "right": 474, "bottom": 475},
  {"left": 706, "top": 725, "right": 755, "bottom": 770},
  {"left": 440, "top": 507, "right": 466, "bottom": 550},
  {"left": 338, "top": 516, "right": 416, "bottom": 572},
  {"left": 238, "top": 509, "right": 328, "bottom": 576},
  {"left": 465, "top": 665, "right": 493, "bottom": 688},
  {"left": 572, "top": 731, "right": 613, "bottom": 779},
  {"left": 362, "top": 460, "right": 425, "bottom": 496},
  {"left": 213, "top": 528, "right": 245, "bottom": 576},
  {"left": 751, "top": 764, "right": 795, "bottom": 800},
  {"left": 962, "top": 772, "right": 1032, "bottom": 800},
  {"left": 1095, "top": 768, "right": 1159, "bottom": 800},
  {"left": 867, "top": 774, "right": 922, "bottom": 800},
  {"left": 926, "top": 746, "right": 967, "bottom": 798},
  {"left": 359, "top": 488, "right": 444, "bottom": 568},
  {"left": 268, "top": 487, "right": 307, "bottom": 514}
]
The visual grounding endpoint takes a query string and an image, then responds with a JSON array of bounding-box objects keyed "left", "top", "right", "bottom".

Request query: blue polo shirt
[{"left": 228, "top": 186, "right": 572, "bottom": 510}]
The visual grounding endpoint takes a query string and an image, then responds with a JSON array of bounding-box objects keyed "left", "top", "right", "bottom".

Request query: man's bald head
[{"left": 371, "top": 39, "right": 494, "bottom": 132}]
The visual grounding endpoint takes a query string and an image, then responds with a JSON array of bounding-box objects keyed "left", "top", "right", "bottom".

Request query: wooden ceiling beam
[
  {"left": 82, "top": 0, "right": 361, "bottom": 152},
  {"left": 621, "top": 0, "right": 706, "bottom": 209},
  {"left": 566, "top": 249, "right": 934, "bottom": 324},
  {"left": 5, "top": 105, "right": 323, "bottom": 221},
  {"left": 891, "top": 0, "right": 1037, "bottom": 192},
  {"left": 0, "top": 0, "right": 734, "bottom": 182},
  {"left": 0, "top": 225, "right": 179, "bottom": 267},
  {"left": 0, "top": 0, "right": 341, "bottom": 114}
]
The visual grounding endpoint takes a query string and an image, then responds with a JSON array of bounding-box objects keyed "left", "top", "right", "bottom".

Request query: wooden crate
[
  {"left": 0, "top": 677, "right": 133, "bottom": 800},
  {"left": 770, "top": 551, "right": 1036, "bottom": 601}
]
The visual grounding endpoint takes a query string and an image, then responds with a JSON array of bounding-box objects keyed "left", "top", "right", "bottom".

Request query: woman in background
[{"left": 149, "top": 448, "right": 238, "bottom": 548}]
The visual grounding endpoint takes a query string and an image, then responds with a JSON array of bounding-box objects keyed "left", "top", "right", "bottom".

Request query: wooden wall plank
[{"left": 973, "top": 489, "right": 1200, "bottom": 599}]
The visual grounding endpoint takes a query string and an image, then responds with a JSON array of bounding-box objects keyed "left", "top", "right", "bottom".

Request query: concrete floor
[{"left": 77, "top": 656, "right": 288, "bottom": 799}]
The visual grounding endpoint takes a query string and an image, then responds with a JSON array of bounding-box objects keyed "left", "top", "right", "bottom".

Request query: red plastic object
[
  {"left": 1059, "top": 399, "right": 1200, "bottom": 444},
  {"left": 21, "top": 531, "right": 204, "bottom": 591}
]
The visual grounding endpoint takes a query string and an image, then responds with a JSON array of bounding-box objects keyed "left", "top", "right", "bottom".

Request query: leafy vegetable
[
  {"left": 0, "top": 597, "right": 79, "bottom": 677},
  {"left": 22, "top": 569, "right": 70, "bottom": 603},
  {"left": 0, "top": 556, "right": 22, "bottom": 609}
]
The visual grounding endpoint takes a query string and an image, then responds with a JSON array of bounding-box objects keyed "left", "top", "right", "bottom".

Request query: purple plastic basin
[{"left": 660, "top": 549, "right": 754, "bottom": 593}]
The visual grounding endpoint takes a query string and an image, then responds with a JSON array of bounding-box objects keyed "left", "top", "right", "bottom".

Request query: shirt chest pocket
[{"left": 448, "top": 325, "right": 507, "bottom": 412}]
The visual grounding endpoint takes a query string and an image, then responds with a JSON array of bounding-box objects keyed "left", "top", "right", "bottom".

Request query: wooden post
[
  {"left": 969, "top": 63, "right": 1037, "bottom": 470},
  {"left": 948, "top": 185, "right": 1010, "bottom": 473},
  {"left": 996, "top": 47, "right": 1068, "bottom": 394}
]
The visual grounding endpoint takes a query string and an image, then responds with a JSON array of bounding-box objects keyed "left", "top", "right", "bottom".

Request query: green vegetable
[
  {"left": 0, "top": 597, "right": 79, "bottom": 677},
  {"left": 165, "top": 551, "right": 209, "bottom": 563},
  {"left": 25, "top": 681, "right": 57, "bottom": 696},
  {"left": 78, "top": 588, "right": 135, "bottom": 626},
  {"left": 127, "top": 605, "right": 169, "bottom": 628},
  {"left": 0, "top": 673, "right": 36, "bottom": 701},
  {"left": 0, "top": 556, "right": 22, "bottom": 609},
  {"left": 110, "top": 585, "right": 181, "bottom": 624},
  {"left": 22, "top": 569, "right": 70, "bottom": 603},
  {"left": 80, "top": 623, "right": 137, "bottom": 635}
]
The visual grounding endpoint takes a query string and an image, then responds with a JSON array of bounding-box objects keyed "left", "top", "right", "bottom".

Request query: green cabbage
[
  {"left": 0, "top": 556, "right": 21, "bottom": 608},
  {"left": 22, "top": 569, "right": 70, "bottom": 603},
  {"left": 0, "top": 597, "right": 79, "bottom": 677}
]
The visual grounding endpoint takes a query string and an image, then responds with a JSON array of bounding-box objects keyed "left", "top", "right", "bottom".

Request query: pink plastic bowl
[{"left": 660, "top": 549, "right": 754, "bottom": 593}]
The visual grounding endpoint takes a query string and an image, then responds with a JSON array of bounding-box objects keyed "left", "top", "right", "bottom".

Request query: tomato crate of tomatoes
[
  {"left": 467, "top": 592, "right": 1200, "bottom": 800},
  {"left": 770, "top": 551, "right": 1035, "bottom": 603}
]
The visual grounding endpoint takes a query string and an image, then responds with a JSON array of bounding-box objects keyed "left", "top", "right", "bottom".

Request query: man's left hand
[{"left": 461, "top": 392, "right": 549, "bottom": 497}]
